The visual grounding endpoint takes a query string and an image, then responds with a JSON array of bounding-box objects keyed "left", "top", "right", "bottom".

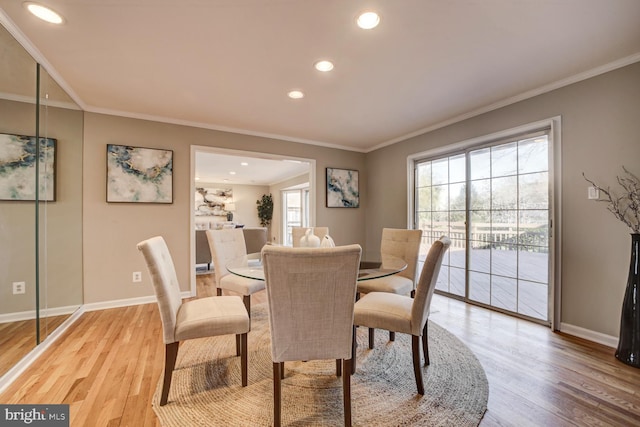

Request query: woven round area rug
[{"left": 152, "top": 303, "right": 488, "bottom": 426}]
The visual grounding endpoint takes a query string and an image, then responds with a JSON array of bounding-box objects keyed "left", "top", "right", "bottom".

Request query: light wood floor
[{"left": 1, "top": 273, "right": 639, "bottom": 426}]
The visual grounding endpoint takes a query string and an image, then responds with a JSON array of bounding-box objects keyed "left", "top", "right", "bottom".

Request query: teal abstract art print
[
  {"left": 0, "top": 133, "right": 56, "bottom": 201},
  {"left": 326, "top": 167, "right": 359, "bottom": 208},
  {"left": 107, "top": 144, "right": 173, "bottom": 203}
]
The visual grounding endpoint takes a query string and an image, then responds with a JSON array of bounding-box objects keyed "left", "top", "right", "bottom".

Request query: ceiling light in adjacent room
[
  {"left": 24, "top": 2, "right": 64, "bottom": 24},
  {"left": 357, "top": 11, "right": 380, "bottom": 29},
  {"left": 314, "top": 60, "right": 334, "bottom": 72},
  {"left": 240, "top": 162, "right": 249, "bottom": 166},
  {"left": 288, "top": 90, "right": 304, "bottom": 99}
]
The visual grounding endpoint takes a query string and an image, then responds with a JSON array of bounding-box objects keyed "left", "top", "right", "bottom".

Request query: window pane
[
  {"left": 519, "top": 210, "right": 548, "bottom": 247},
  {"left": 417, "top": 162, "right": 432, "bottom": 187},
  {"left": 469, "top": 271, "right": 490, "bottom": 304},
  {"left": 436, "top": 265, "right": 450, "bottom": 292},
  {"left": 491, "top": 276, "right": 517, "bottom": 311},
  {"left": 491, "top": 142, "right": 517, "bottom": 177},
  {"left": 432, "top": 211, "right": 449, "bottom": 235},
  {"left": 417, "top": 186, "right": 432, "bottom": 211},
  {"left": 469, "top": 211, "right": 491, "bottom": 243},
  {"left": 449, "top": 239, "right": 465, "bottom": 268},
  {"left": 432, "top": 185, "right": 449, "bottom": 211},
  {"left": 491, "top": 244, "right": 518, "bottom": 278},
  {"left": 450, "top": 267, "right": 465, "bottom": 296},
  {"left": 491, "top": 176, "right": 517, "bottom": 210},
  {"left": 470, "top": 148, "right": 490, "bottom": 180},
  {"left": 449, "top": 182, "right": 466, "bottom": 211},
  {"left": 470, "top": 179, "right": 490, "bottom": 210},
  {"left": 417, "top": 211, "right": 431, "bottom": 232},
  {"left": 450, "top": 211, "right": 466, "bottom": 241},
  {"left": 469, "top": 240, "right": 490, "bottom": 273},
  {"left": 449, "top": 154, "right": 466, "bottom": 184},
  {"left": 518, "top": 279, "right": 548, "bottom": 320},
  {"left": 432, "top": 158, "right": 448, "bottom": 185},
  {"left": 518, "top": 246, "right": 549, "bottom": 283},
  {"left": 518, "top": 137, "right": 548, "bottom": 174},
  {"left": 491, "top": 210, "right": 517, "bottom": 244},
  {"left": 519, "top": 172, "right": 548, "bottom": 209}
]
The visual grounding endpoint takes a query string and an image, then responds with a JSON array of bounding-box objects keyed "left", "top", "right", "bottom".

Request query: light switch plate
[{"left": 588, "top": 187, "right": 600, "bottom": 200}]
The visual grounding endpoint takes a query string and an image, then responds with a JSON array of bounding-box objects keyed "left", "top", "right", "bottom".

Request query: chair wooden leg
[
  {"left": 240, "top": 333, "right": 248, "bottom": 386},
  {"left": 368, "top": 328, "right": 375, "bottom": 349},
  {"left": 336, "top": 359, "right": 342, "bottom": 377},
  {"left": 422, "top": 322, "right": 430, "bottom": 366},
  {"left": 160, "top": 342, "right": 179, "bottom": 406},
  {"left": 280, "top": 361, "right": 285, "bottom": 379},
  {"left": 389, "top": 331, "right": 395, "bottom": 342},
  {"left": 412, "top": 335, "right": 425, "bottom": 395},
  {"left": 236, "top": 295, "right": 251, "bottom": 356},
  {"left": 343, "top": 358, "right": 353, "bottom": 427},
  {"left": 351, "top": 325, "right": 356, "bottom": 375},
  {"left": 273, "top": 362, "right": 281, "bottom": 427},
  {"left": 216, "top": 288, "right": 222, "bottom": 296}
]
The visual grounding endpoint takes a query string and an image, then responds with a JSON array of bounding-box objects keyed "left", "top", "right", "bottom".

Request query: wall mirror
[{"left": 0, "top": 20, "right": 83, "bottom": 378}]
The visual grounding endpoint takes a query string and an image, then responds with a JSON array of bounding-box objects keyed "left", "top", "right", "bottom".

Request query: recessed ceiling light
[
  {"left": 314, "top": 60, "right": 334, "bottom": 72},
  {"left": 229, "top": 171, "right": 236, "bottom": 175},
  {"left": 24, "top": 2, "right": 64, "bottom": 24},
  {"left": 195, "top": 176, "right": 200, "bottom": 181},
  {"left": 288, "top": 90, "right": 304, "bottom": 99},
  {"left": 357, "top": 11, "right": 380, "bottom": 29},
  {"left": 240, "top": 162, "right": 249, "bottom": 166}
]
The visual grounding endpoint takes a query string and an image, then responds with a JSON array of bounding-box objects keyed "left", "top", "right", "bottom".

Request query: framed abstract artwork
[
  {"left": 326, "top": 167, "right": 359, "bottom": 208},
  {"left": 0, "top": 132, "right": 56, "bottom": 201},
  {"left": 106, "top": 144, "right": 173, "bottom": 203}
]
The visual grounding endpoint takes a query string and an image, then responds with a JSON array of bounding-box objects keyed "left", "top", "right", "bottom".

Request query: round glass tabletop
[{"left": 226, "top": 251, "right": 407, "bottom": 281}]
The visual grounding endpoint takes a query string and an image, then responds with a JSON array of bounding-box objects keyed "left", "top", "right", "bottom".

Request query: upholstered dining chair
[
  {"left": 353, "top": 236, "right": 450, "bottom": 395},
  {"left": 207, "top": 228, "right": 266, "bottom": 316},
  {"left": 356, "top": 228, "right": 423, "bottom": 343},
  {"left": 137, "top": 236, "right": 250, "bottom": 406},
  {"left": 262, "top": 244, "right": 361, "bottom": 427},
  {"left": 242, "top": 227, "right": 268, "bottom": 254},
  {"left": 291, "top": 226, "right": 329, "bottom": 247}
]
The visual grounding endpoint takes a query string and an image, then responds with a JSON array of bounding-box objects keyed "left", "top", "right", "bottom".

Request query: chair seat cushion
[
  {"left": 220, "top": 274, "right": 266, "bottom": 296},
  {"left": 175, "top": 296, "right": 250, "bottom": 342},
  {"left": 357, "top": 275, "right": 413, "bottom": 295},
  {"left": 354, "top": 292, "right": 414, "bottom": 335}
]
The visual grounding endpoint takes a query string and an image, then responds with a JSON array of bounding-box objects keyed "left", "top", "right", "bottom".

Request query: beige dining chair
[
  {"left": 353, "top": 236, "right": 450, "bottom": 395},
  {"left": 357, "top": 228, "right": 423, "bottom": 342},
  {"left": 207, "top": 228, "right": 266, "bottom": 315},
  {"left": 291, "top": 226, "right": 329, "bottom": 247},
  {"left": 262, "top": 244, "right": 362, "bottom": 427},
  {"left": 137, "top": 236, "right": 250, "bottom": 405},
  {"left": 242, "top": 227, "right": 268, "bottom": 254}
]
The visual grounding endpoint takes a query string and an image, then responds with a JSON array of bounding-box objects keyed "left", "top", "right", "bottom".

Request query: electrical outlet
[
  {"left": 132, "top": 272, "right": 142, "bottom": 283},
  {"left": 13, "top": 281, "right": 25, "bottom": 295}
]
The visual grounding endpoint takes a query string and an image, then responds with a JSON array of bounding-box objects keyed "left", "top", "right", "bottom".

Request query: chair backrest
[
  {"left": 262, "top": 244, "right": 362, "bottom": 362},
  {"left": 380, "top": 228, "right": 423, "bottom": 285},
  {"left": 136, "top": 236, "right": 183, "bottom": 344},
  {"left": 410, "top": 236, "right": 451, "bottom": 335},
  {"left": 242, "top": 227, "right": 268, "bottom": 254},
  {"left": 207, "top": 228, "right": 248, "bottom": 286},
  {"left": 291, "top": 226, "right": 329, "bottom": 247},
  {"left": 195, "top": 229, "right": 212, "bottom": 264}
]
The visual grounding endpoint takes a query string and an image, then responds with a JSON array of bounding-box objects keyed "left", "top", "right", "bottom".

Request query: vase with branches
[{"left": 583, "top": 166, "right": 640, "bottom": 368}]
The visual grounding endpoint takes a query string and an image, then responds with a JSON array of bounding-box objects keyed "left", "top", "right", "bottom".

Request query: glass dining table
[{"left": 226, "top": 252, "right": 407, "bottom": 281}]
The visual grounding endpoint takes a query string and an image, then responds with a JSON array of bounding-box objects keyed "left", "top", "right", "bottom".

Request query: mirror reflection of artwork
[
  {"left": 326, "top": 167, "right": 359, "bottom": 208},
  {"left": 106, "top": 144, "right": 173, "bottom": 203},
  {"left": 0, "top": 133, "right": 56, "bottom": 201},
  {"left": 195, "top": 188, "right": 233, "bottom": 216}
]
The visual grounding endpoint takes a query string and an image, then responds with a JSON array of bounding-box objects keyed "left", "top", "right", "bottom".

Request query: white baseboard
[
  {"left": 0, "top": 304, "right": 82, "bottom": 324},
  {"left": 559, "top": 322, "right": 618, "bottom": 348},
  {"left": 82, "top": 291, "right": 192, "bottom": 312}
]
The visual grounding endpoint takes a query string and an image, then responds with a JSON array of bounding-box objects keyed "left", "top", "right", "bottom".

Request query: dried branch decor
[{"left": 583, "top": 166, "right": 640, "bottom": 233}]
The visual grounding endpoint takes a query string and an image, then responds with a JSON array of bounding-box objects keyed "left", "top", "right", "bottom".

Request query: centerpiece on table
[{"left": 583, "top": 166, "right": 640, "bottom": 368}]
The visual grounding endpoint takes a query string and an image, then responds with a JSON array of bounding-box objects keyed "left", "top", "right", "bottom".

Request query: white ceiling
[{"left": 1, "top": 0, "right": 639, "bottom": 157}]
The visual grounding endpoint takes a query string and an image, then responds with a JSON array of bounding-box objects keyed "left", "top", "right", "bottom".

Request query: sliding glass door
[{"left": 415, "top": 131, "right": 551, "bottom": 323}]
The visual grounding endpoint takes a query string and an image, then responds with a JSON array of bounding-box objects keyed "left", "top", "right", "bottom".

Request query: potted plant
[
  {"left": 256, "top": 193, "right": 273, "bottom": 228},
  {"left": 584, "top": 166, "right": 640, "bottom": 367}
]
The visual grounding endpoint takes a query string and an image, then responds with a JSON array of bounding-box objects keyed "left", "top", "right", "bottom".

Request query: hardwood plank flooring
[{"left": 1, "top": 274, "right": 638, "bottom": 426}]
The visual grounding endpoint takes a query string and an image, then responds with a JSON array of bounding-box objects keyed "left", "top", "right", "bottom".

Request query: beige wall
[
  {"left": 365, "top": 61, "right": 640, "bottom": 338},
  {"left": 83, "top": 113, "right": 366, "bottom": 304}
]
